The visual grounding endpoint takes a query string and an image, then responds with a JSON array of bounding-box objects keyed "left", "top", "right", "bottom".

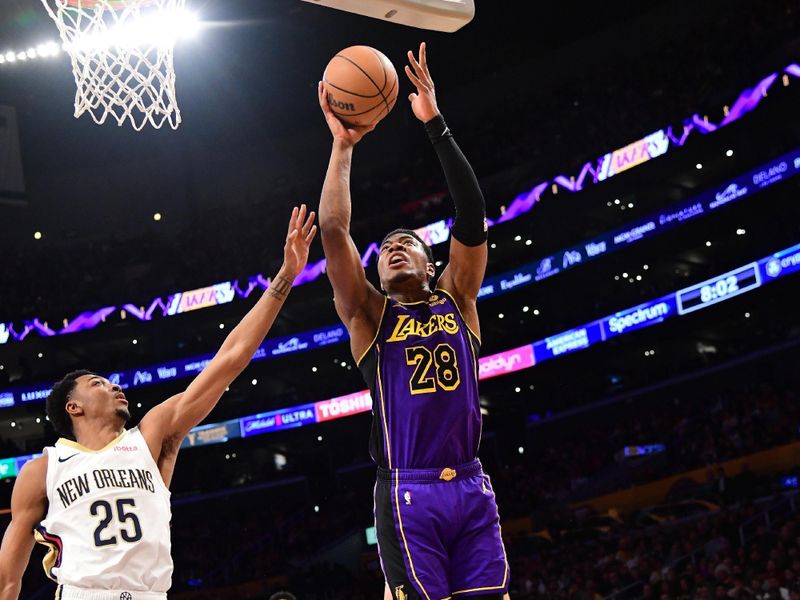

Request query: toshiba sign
[{"left": 315, "top": 390, "right": 373, "bottom": 422}]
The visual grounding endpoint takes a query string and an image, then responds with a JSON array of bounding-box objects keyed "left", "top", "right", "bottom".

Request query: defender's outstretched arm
[{"left": 139, "top": 207, "right": 317, "bottom": 474}]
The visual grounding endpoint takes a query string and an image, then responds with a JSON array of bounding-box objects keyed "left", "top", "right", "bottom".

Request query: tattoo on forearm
[{"left": 268, "top": 275, "right": 293, "bottom": 300}]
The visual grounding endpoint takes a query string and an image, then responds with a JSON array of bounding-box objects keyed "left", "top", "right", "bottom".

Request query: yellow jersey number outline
[{"left": 404, "top": 343, "right": 461, "bottom": 395}]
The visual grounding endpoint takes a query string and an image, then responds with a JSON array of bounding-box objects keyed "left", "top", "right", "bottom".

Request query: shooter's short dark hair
[{"left": 46, "top": 369, "right": 96, "bottom": 440}]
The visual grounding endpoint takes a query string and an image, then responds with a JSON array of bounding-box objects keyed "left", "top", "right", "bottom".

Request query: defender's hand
[
  {"left": 405, "top": 42, "right": 439, "bottom": 123},
  {"left": 283, "top": 204, "right": 317, "bottom": 278},
  {"left": 318, "top": 81, "right": 376, "bottom": 147}
]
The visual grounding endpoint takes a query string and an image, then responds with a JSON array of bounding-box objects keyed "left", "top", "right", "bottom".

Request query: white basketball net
[{"left": 41, "top": 0, "right": 185, "bottom": 130}]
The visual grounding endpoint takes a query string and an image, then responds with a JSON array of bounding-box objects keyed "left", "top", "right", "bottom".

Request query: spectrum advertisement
[{"left": 3, "top": 66, "right": 797, "bottom": 345}]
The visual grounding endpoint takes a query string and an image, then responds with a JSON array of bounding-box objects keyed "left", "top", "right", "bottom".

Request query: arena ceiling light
[
  {"left": 0, "top": 11, "right": 199, "bottom": 67},
  {"left": 63, "top": 9, "right": 200, "bottom": 52},
  {"left": 0, "top": 42, "right": 60, "bottom": 65}
]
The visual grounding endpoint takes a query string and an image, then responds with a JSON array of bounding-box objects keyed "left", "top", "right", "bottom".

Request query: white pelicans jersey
[{"left": 35, "top": 427, "right": 172, "bottom": 597}]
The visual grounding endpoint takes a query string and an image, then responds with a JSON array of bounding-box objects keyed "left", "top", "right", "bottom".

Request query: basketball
[{"left": 322, "top": 46, "right": 399, "bottom": 128}]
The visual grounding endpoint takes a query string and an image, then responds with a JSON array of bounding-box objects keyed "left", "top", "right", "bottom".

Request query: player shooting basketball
[
  {"left": 318, "top": 43, "right": 510, "bottom": 600},
  {"left": 0, "top": 206, "right": 317, "bottom": 600}
]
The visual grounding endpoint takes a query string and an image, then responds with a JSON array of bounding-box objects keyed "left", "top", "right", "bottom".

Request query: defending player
[
  {"left": 318, "top": 43, "right": 509, "bottom": 600},
  {"left": 0, "top": 206, "right": 317, "bottom": 600}
]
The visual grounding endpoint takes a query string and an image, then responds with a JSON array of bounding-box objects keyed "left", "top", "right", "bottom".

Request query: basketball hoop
[{"left": 41, "top": 0, "right": 188, "bottom": 130}]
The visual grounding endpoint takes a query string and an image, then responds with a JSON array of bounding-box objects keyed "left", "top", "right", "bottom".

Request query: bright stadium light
[
  {"left": 64, "top": 9, "right": 201, "bottom": 52},
  {"left": 0, "top": 41, "right": 61, "bottom": 67},
  {"left": 174, "top": 10, "right": 201, "bottom": 38}
]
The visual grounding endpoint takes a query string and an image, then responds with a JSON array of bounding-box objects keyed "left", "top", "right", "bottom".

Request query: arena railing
[
  {"left": 738, "top": 491, "right": 799, "bottom": 546},
  {"left": 2, "top": 238, "right": 800, "bottom": 476},
  {"left": 2, "top": 63, "right": 797, "bottom": 344}
]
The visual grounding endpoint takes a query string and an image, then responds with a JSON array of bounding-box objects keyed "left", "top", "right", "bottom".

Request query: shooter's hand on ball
[
  {"left": 282, "top": 204, "right": 317, "bottom": 278},
  {"left": 318, "top": 81, "right": 376, "bottom": 147},
  {"left": 405, "top": 42, "right": 440, "bottom": 122}
]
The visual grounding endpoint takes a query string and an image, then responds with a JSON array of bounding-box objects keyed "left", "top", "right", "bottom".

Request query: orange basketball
[{"left": 322, "top": 46, "right": 399, "bottom": 128}]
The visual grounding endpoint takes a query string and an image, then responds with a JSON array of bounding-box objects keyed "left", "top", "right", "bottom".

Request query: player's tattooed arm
[
  {"left": 0, "top": 457, "right": 47, "bottom": 600},
  {"left": 268, "top": 274, "right": 293, "bottom": 301},
  {"left": 139, "top": 206, "right": 317, "bottom": 453}
]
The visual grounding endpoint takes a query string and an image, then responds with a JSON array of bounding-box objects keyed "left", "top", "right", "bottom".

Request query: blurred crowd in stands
[
  {"left": 510, "top": 498, "right": 800, "bottom": 599},
  {"left": 496, "top": 381, "right": 800, "bottom": 522}
]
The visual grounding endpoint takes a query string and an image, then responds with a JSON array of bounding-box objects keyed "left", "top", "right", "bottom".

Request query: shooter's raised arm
[
  {"left": 405, "top": 42, "right": 488, "bottom": 339},
  {"left": 317, "top": 82, "right": 385, "bottom": 360}
]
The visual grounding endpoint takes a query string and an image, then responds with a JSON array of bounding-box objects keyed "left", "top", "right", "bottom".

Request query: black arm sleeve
[{"left": 424, "top": 114, "right": 488, "bottom": 247}]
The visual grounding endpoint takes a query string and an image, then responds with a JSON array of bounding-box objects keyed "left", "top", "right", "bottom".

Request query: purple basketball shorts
[{"left": 374, "top": 459, "right": 509, "bottom": 600}]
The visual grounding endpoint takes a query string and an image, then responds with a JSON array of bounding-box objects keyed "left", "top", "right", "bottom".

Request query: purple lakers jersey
[{"left": 357, "top": 288, "right": 481, "bottom": 469}]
